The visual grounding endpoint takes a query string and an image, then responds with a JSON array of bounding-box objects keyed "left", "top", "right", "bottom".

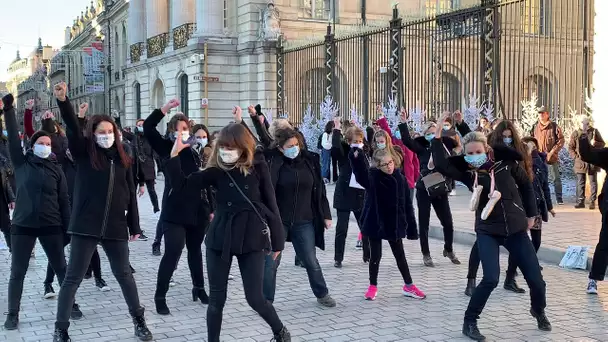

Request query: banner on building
[{"left": 82, "top": 41, "right": 105, "bottom": 93}]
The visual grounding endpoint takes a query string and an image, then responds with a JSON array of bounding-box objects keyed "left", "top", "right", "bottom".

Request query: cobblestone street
[{"left": 1, "top": 181, "right": 607, "bottom": 342}]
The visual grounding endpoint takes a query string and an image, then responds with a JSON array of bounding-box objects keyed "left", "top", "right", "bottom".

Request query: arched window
[
  {"left": 134, "top": 82, "right": 141, "bottom": 119},
  {"left": 180, "top": 74, "right": 189, "bottom": 117}
]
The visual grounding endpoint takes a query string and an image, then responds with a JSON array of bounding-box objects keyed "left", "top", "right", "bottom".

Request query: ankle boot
[
  {"left": 462, "top": 321, "right": 486, "bottom": 341},
  {"left": 503, "top": 277, "right": 526, "bottom": 293},
  {"left": 192, "top": 287, "right": 209, "bottom": 304},
  {"left": 443, "top": 249, "right": 461, "bottom": 264},
  {"left": 273, "top": 326, "right": 291, "bottom": 342},
  {"left": 530, "top": 309, "right": 552, "bottom": 331},
  {"left": 132, "top": 315, "right": 153, "bottom": 341},
  {"left": 52, "top": 328, "right": 71, "bottom": 342},
  {"left": 465, "top": 279, "right": 476, "bottom": 297},
  {"left": 154, "top": 297, "right": 170, "bottom": 315}
]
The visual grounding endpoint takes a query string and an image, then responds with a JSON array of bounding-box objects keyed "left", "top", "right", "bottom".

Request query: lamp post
[{"left": 104, "top": 0, "right": 116, "bottom": 115}]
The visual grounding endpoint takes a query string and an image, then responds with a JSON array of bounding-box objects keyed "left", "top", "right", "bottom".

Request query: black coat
[
  {"left": 143, "top": 109, "right": 211, "bottom": 227},
  {"left": 264, "top": 147, "right": 331, "bottom": 250},
  {"left": 0, "top": 168, "right": 14, "bottom": 231},
  {"left": 350, "top": 149, "right": 418, "bottom": 241},
  {"left": 4, "top": 106, "right": 70, "bottom": 235},
  {"left": 530, "top": 151, "right": 553, "bottom": 222},
  {"left": 331, "top": 129, "right": 366, "bottom": 211},
  {"left": 57, "top": 98, "right": 141, "bottom": 240},
  {"left": 165, "top": 153, "right": 285, "bottom": 259},
  {"left": 123, "top": 130, "right": 156, "bottom": 182},
  {"left": 431, "top": 141, "right": 537, "bottom": 237},
  {"left": 568, "top": 128, "right": 605, "bottom": 174},
  {"left": 578, "top": 135, "right": 608, "bottom": 214}
]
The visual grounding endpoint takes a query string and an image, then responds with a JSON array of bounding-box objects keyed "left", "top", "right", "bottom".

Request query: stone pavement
[{"left": 1, "top": 179, "right": 608, "bottom": 341}]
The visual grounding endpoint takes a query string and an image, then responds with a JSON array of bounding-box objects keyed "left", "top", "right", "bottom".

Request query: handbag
[
  {"left": 559, "top": 246, "right": 590, "bottom": 270},
  {"left": 421, "top": 143, "right": 452, "bottom": 197},
  {"left": 222, "top": 170, "right": 272, "bottom": 250}
]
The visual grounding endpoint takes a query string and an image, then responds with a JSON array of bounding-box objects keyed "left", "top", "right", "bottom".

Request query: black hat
[{"left": 30, "top": 130, "right": 51, "bottom": 148}]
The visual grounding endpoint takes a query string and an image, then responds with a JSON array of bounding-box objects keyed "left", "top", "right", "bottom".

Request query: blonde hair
[
  {"left": 373, "top": 130, "right": 403, "bottom": 167},
  {"left": 372, "top": 149, "right": 392, "bottom": 168},
  {"left": 207, "top": 123, "right": 256, "bottom": 175},
  {"left": 345, "top": 127, "right": 364, "bottom": 143},
  {"left": 421, "top": 122, "right": 437, "bottom": 135},
  {"left": 268, "top": 118, "right": 292, "bottom": 139},
  {"left": 462, "top": 131, "right": 489, "bottom": 149}
]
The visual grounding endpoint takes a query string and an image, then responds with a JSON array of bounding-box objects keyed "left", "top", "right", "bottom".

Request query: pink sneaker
[
  {"left": 403, "top": 284, "right": 426, "bottom": 299},
  {"left": 365, "top": 285, "right": 377, "bottom": 300}
]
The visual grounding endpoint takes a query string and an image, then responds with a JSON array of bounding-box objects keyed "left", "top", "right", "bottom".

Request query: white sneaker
[
  {"left": 481, "top": 190, "right": 501, "bottom": 220},
  {"left": 469, "top": 185, "right": 484, "bottom": 211},
  {"left": 169, "top": 278, "right": 176, "bottom": 287},
  {"left": 449, "top": 189, "right": 456, "bottom": 196},
  {"left": 587, "top": 279, "right": 598, "bottom": 294}
]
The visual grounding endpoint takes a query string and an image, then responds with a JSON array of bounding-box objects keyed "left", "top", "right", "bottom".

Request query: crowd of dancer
[{"left": 0, "top": 83, "right": 607, "bottom": 342}]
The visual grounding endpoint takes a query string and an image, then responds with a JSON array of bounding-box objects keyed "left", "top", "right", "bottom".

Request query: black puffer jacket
[
  {"left": 57, "top": 98, "right": 140, "bottom": 240},
  {"left": 431, "top": 141, "right": 537, "bottom": 237},
  {"left": 143, "top": 109, "right": 211, "bottom": 227},
  {"left": 3, "top": 103, "right": 70, "bottom": 234}
]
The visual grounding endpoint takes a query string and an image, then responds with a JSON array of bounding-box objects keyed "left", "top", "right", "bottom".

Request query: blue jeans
[
  {"left": 320, "top": 149, "right": 331, "bottom": 180},
  {"left": 263, "top": 221, "right": 329, "bottom": 302},
  {"left": 464, "top": 231, "right": 546, "bottom": 323}
]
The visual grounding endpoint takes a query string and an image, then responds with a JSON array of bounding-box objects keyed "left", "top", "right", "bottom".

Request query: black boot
[
  {"left": 530, "top": 309, "right": 552, "bottom": 331},
  {"left": 504, "top": 277, "right": 526, "bottom": 293},
  {"left": 52, "top": 328, "right": 71, "bottom": 342},
  {"left": 273, "top": 326, "right": 291, "bottom": 342},
  {"left": 192, "top": 287, "right": 209, "bottom": 304},
  {"left": 3, "top": 313, "right": 18, "bottom": 330},
  {"left": 133, "top": 315, "right": 153, "bottom": 341},
  {"left": 462, "top": 321, "right": 486, "bottom": 341},
  {"left": 465, "top": 279, "right": 476, "bottom": 297},
  {"left": 154, "top": 297, "right": 170, "bottom": 315},
  {"left": 152, "top": 243, "right": 161, "bottom": 256}
]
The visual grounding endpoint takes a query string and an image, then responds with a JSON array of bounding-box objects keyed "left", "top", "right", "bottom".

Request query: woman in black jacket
[
  {"left": 1, "top": 94, "right": 81, "bottom": 331},
  {"left": 144, "top": 99, "right": 212, "bottom": 315},
  {"left": 397, "top": 112, "right": 460, "bottom": 266},
  {"left": 52, "top": 83, "right": 152, "bottom": 342},
  {"left": 431, "top": 123, "right": 550, "bottom": 341},
  {"left": 124, "top": 118, "right": 159, "bottom": 213},
  {"left": 167, "top": 123, "right": 291, "bottom": 342},
  {"left": 331, "top": 119, "right": 370, "bottom": 266}
]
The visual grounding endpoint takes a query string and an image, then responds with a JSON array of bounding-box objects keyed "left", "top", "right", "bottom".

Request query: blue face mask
[
  {"left": 425, "top": 133, "right": 434, "bottom": 142},
  {"left": 464, "top": 153, "right": 488, "bottom": 168},
  {"left": 443, "top": 125, "right": 451, "bottom": 131},
  {"left": 377, "top": 143, "right": 386, "bottom": 150},
  {"left": 394, "top": 130, "right": 401, "bottom": 140},
  {"left": 2, "top": 130, "right": 7, "bottom": 136},
  {"left": 136, "top": 126, "right": 144, "bottom": 133},
  {"left": 503, "top": 137, "right": 513, "bottom": 146},
  {"left": 283, "top": 145, "right": 300, "bottom": 159}
]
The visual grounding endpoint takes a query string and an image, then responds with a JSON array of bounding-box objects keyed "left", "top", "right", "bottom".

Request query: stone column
[
  {"left": 195, "top": 0, "right": 224, "bottom": 37},
  {"left": 172, "top": 0, "right": 195, "bottom": 29},
  {"left": 146, "top": 0, "right": 169, "bottom": 38},
  {"left": 127, "top": 0, "right": 145, "bottom": 45}
]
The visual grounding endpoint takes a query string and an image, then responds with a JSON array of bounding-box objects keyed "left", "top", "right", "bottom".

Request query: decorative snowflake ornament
[
  {"left": 463, "top": 93, "right": 482, "bottom": 128},
  {"left": 349, "top": 105, "right": 363, "bottom": 129},
  {"left": 519, "top": 93, "right": 540, "bottom": 136},
  {"left": 382, "top": 95, "right": 399, "bottom": 132},
  {"left": 408, "top": 105, "right": 425, "bottom": 134},
  {"left": 300, "top": 104, "right": 320, "bottom": 152}
]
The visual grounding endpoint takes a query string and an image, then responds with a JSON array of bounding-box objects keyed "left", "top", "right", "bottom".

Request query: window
[
  {"left": 522, "top": 0, "right": 550, "bottom": 35},
  {"left": 426, "top": 0, "right": 459, "bottom": 16},
  {"left": 179, "top": 74, "right": 188, "bottom": 117},
  {"left": 134, "top": 82, "right": 141, "bottom": 119},
  {"left": 300, "top": 0, "right": 336, "bottom": 22}
]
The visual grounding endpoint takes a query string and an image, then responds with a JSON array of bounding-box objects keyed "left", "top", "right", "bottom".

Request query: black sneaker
[
  {"left": 52, "top": 328, "right": 71, "bottom": 342},
  {"left": 334, "top": 261, "right": 342, "bottom": 268},
  {"left": 84, "top": 269, "right": 92, "bottom": 279},
  {"left": 465, "top": 279, "right": 476, "bottom": 297},
  {"left": 462, "top": 321, "right": 485, "bottom": 341},
  {"left": 70, "top": 303, "right": 83, "bottom": 320},
  {"left": 155, "top": 297, "right": 170, "bottom": 315},
  {"left": 589, "top": 202, "right": 596, "bottom": 210},
  {"left": 557, "top": 199, "right": 564, "bottom": 205},
  {"left": 44, "top": 283, "right": 56, "bottom": 299},
  {"left": 96, "top": 278, "right": 111, "bottom": 292},
  {"left": 272, "top": 326, "right": 291, "bottom": 342},
  {"left": 152, "top": 243, "right": 161, "bottom": 256},
  {"left": 574, "top": 203, "right": 585, "bottom": 209},
  {"left": 133, "top": 315, "right": 153, "bottom": 341},
  {"left": 530, "top": 309, "right": 552, "bottom": 331},
  {"left": 138, "top": 232, "right": 148, "bottom": 241},
  {"left": 504, "top": 278, "right": 526, "bottom": 294},
  {"left": 3, "top": 313, "right": 18, "bottom": 330}
]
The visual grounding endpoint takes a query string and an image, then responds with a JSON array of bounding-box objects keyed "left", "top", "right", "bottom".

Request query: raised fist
[
  {"left": 1, "top": 94, "right": 14, "bottom": 110},
  {"left": 25, "top": 99, "right": 35, "bottom": 110},
  {"left": 247, "top": 105, "right": 255, "bottom": 116},
  {"left": 232, "top": 106, "right": 243, "bottom": 123},
  {"left": 399, "top": 107, "right": 408, "bottom": 123},
  {"left": 161, "top": 99, "right": 180, "bottom": 114},
  {"left": 78, "top": 103, "right": 89, "bottom": 118},
  {"left": 42, "top": 111, "right": 55, "bottom": 120},
  {"left": 54, "top": 82, "right": 67, "bottom": 102}
]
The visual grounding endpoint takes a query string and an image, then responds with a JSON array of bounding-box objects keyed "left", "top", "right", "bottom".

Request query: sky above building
[{"left": 0, "top": 0, "right": 93, "bottom": 82}]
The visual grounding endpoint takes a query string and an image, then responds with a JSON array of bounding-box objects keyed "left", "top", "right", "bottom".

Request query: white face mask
[
  {"left": 33, "top": 144, "right": 52, "bottom": 159},
  {"left": 95, "top": 133, "right": 115, "bottom": 149},
  {"left": 174, "top": 131, "right": 190, "bottom": 142},
  {"left": 219, "top": 148, "right": 240, "bottom": 164},
  {"left": 196, "top": 137, "right": 208, "bottom": 147},
  {"left": 350, "top": 143, "right": 364, "bottom": 149}
]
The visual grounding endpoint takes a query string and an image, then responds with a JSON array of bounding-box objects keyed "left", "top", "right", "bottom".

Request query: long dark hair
[
  {"left": 85, "top": 114, "right": 131, "bottom": 170},
  {"left": 192, "top": 124, "right": 212, "bottom": 143},
  {"left": 488, "top": 120, "right": 533, "bottom": 180},
  {"left": 324, "top": 121, "right": 334, "bottom": 134},
  {"left": 167, "top": 113, "right": 189, "bottom": 134}
]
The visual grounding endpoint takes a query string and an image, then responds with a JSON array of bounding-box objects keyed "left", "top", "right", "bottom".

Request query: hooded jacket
[
  {"left": 431, "top": 141, "right": 537, "bottom": 237},
  {"left": 376, "top": 117, "right": 420, "bottom": 189}
]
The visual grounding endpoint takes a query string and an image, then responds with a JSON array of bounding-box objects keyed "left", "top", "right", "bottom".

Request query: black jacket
[
  {"left": 331, "top": 129, "right": 366, "bottom": 211},
  {"left": 57, "top": 98, "right": 140, "bottom": 240},
  {"left": 0, "top": 168, "right": 14, "bottom": 231},
  {"left": 165, "top": 153, "right": 285, "bottom": 260},
  {"left": 143, "top": 109, "right": 211, "bottom": 227},
  {"left": 431, "top": 141, "right": 537, "bottom": 237},
  {"left": 578, "top": 134, "right": 608, "bottom": 214},
  {"left": 3, "top": 105, "right": 70, "bottom": 234},
  {"left": 568, "top": 128, "right": 605, "bottom": 174},
  {"left": 123, "top": 130, "right": 156, "bottom": 182},
  {"left": 530, "top": 151, "right": 553, "bottom": 222}
]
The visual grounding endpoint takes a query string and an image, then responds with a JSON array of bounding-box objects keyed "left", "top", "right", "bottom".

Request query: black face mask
[{"left": 42, "top": 120, "right": 56, "bottom": 134}]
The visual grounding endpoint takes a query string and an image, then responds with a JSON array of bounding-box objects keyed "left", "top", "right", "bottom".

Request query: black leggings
[
  {"left": 369, "top": 238, "right": 413, "bottom": 286},
  {"left": 9, "top": 233, "right": 66, "bottom": 314},
  {"left": 45, "top": 235, "right": 71, "bottom": 285},
  {"left": 416, "top": 188, "right": 454, "bottom": 255},
  {"left": 467, "top": 230, "right": 543, "bottom": 279},
  {"left": 55, "top": 235, "right": 144, "bottom": 330},
  {"left": 334, "top": 209, "right": 369, "bottom": 262},
  {"left": 206, "top": 249, "right": 284, "bottom": 342},
  {"left": 155, "top": 221, "right": 206, "bottom": 299}
]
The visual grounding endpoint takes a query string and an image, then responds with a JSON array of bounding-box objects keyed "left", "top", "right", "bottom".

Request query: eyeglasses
[{"left": 378, "top": 160, "right": 394, "bottom": 168}]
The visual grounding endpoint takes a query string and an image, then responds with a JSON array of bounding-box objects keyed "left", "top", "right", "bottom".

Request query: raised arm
[
  {"left": 247, "top": 105, "right": 273, "bottom": 148},
  {"left": 397, "top": 117, "right": 426, "bottom": 155},
  {"left": 23, "top": 99, "right": 35, "bottom": 138},
  {"left": 348, "top": 148, "right": 370, "bottom": 189},
  {"left": 452, "top": 111, "right": 472, "bottom": 136},
  {"left": 1, "top": 94, "right": 26, "bottom": 167},
  {"left": 143, "top": 99, "right": 180, "bottom": 158},
  {"left": 594, "top": 128, "right": 605, "bottom": 149},
  {"left": 257, "top": 157, "right": 286, "bottom": 252},
  {"left": 54, "top": 83, "right": 86, "bottom": 158},
  {"left": 578, "top": 133, "right": 608, "bottom": 170},
  {"left": 165, "top": 132, "right": 214, "bottom": 192}
]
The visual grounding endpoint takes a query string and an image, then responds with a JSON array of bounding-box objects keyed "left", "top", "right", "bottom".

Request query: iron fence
[{"left": 277, "top": 0, "right": 593, "bottom": 126}]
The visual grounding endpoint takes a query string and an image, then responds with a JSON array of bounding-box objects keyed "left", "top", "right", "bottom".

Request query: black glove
[
  {"left": 1, "top": 94, "right": 14, "bottom": 111},
  {"left": 255, "top": 104, "right": 262, "bottom": 115}
]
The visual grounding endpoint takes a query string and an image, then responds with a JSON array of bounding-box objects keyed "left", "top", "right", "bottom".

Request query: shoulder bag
[
  {"left": 421, "top": 143, "right": 452, "bottom": 197},
  {"left": 222, "top": 170, "right": 272, "bottom": 250}
]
